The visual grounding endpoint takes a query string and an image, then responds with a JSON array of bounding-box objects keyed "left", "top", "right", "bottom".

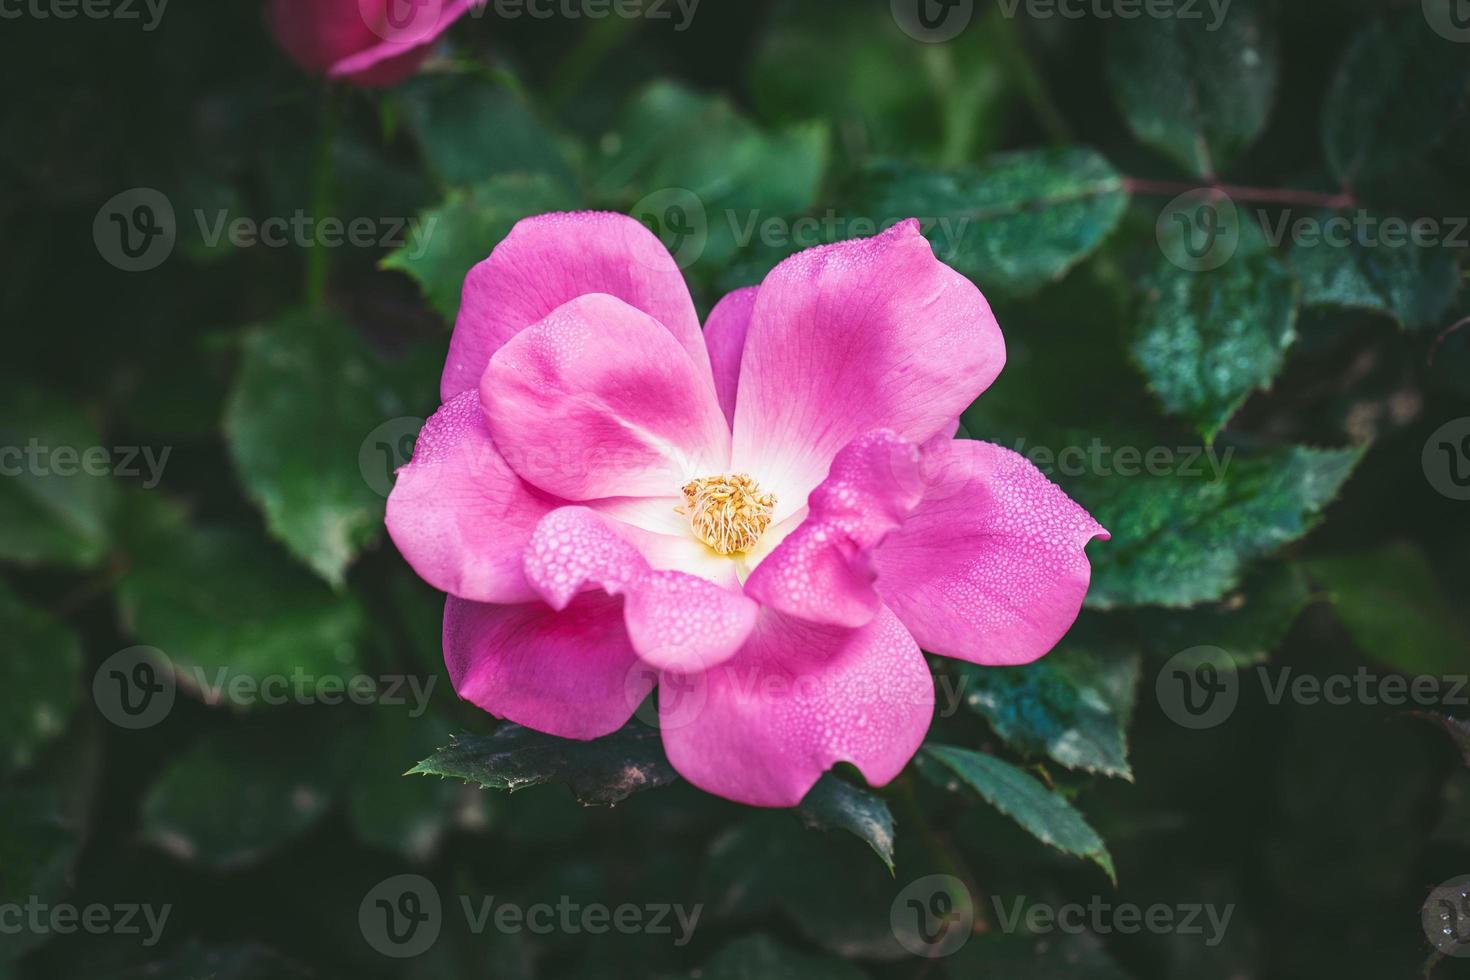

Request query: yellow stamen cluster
[{"left": 676, "top": 474, "right": 776, "bottom": 556}]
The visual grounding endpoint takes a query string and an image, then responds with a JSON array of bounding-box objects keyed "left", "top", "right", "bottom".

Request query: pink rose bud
[{"left": 266, "top": 0, "right": 476, "bottom": 87}]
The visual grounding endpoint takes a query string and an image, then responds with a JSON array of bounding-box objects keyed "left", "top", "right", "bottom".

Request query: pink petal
[
  {"left": 267, "top": 0, "right": 379, "bottom": 75},
  {"left": 873, "top": 440, "right": 1110, "bottom": 666},
  {"left": 385, "top": 391, "right": 557, "bottom": 603},
  {"left": 730, "top": 220, "right": 1005, "bottom": 518},
  {"left": 659, "top": 606, "right": 934, "bottom": 807},
  {"left": 480, "top": 293, "right": 731, "bottom": 501},
  {"left": 702, "top": 286, "right": 758, "bottom": 426},
  {"left": 327, "top": 0, "right": 478, "bottom": 82},
  {"left": 444, "top": 592, "right": 649, "bottom": 740},
  {"left": 523, "top": 507, "right": 756, "bottom": 673},
  {"left": 443, "top": 212, "right": 710, "bottom": 402},
  {"left": 744, "top": 430, "right": 925, "bottom": 628}
]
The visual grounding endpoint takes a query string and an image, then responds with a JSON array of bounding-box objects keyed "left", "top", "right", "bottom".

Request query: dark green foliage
[{"left": 1, "top": 1, "right": 1463, "bottom": 977}]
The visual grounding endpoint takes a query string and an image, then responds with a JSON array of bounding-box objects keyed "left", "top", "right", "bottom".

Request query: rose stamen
[{"left": 675, "top": 474, "right": 776, "bottom": 556}]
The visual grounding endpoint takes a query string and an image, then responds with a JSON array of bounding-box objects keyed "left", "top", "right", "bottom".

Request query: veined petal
[
  {"left": 523, "top": 508, "right": 757, "bottom": 674},
  {"left": 874, "top": 440, "right": 1109, "bottom": 666},
  {"left": 703, "top": 286, "right": 758, "bottom": 427},
  {"left": 480, "top": 293, "right": 731, "bottom": 501},
  {"left": 326, "top": 0, "right": 478, "bottom": 82},
  {"left": 744, "top": 430, "right": 925, "bottom": 627},
  {"left": 730, "top": 220, "right": 1004, "bottom": 520},
  {"left": 658, "top": 606, "right": 934, "bottom": 808},
  {"left": 444, "top": 592, "right": 649, "bottom": 741},
  {"left": 443, "top": 211, "right": 710, "bottom": 401},
  {"left": 385, "top": 391, "right": 556, "bottom": 604}
]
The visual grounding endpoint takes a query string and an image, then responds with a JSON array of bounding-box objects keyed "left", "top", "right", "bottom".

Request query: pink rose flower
[
  {"left": 266, "top": 0, "right": 477, "bottom": 87},
  {"left": 387, "top": 212, "right": 1109, "bottom": 807}
]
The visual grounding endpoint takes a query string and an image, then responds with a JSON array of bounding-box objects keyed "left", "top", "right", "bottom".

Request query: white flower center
[{"left": 675, "top": 473, "right": 776, "bottom": 556}]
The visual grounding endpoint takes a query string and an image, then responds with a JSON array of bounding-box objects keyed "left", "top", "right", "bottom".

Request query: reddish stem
[{"left": 1123, "top": 176, "right": 1356, "bottom": 209}]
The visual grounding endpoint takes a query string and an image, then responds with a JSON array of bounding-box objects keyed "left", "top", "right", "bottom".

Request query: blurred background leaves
[{"left": 1, "top": 0, "right": 1468, "bottom": 977}]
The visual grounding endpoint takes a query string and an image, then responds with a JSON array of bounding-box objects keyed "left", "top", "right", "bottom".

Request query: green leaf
[
  {"left": 0, "top": 584, "right": 81, "bottom": 778},
  {"left": 1303, "top": 542, "right": 1470, "bottom": 675},
  {"left": 594, "top": 81, "right": 829, "bottom": 273},
  {"left": 1083, "top": 445, "right": 1363, "bottom": 608},
  {"left": 224, "top": 309, "right": 435, "bottom": 586},
  {"left": 409, "top": 721, "right": 678, "bottom": 805},
  {"left": 0, "top": 387, "right": 116, "bottom": 568},
  {"left": 0, "top": 781, "right": 85, "bottom": 964},
  {"left": 1107, "top": 0, "right": 1279, "bottom": 178},
  {"left": 1322, "top": 11, "right": 1470, "bottom": 186},
  {"left": 1131, "top": 250, "right": 1299, "bottom": 440},
  {"left": 140, "top": 714, "right": 349, "bottom": 867},
  {"left": 702, "top": 810, "right": 963, "bottom": 959},
  {"left": 696, "top": 935, "right": 867, "bottom": 980},
  {"left": 116, "top": 499, "right": 365, "bottom": 707},
  {"left": 851, "top": 148, "right": 1129, "bottom": 296},
  {"left": 920, "top": 744, "right": 1115, "bottom": 881},
  {"left": 382, "top": 174, "right": 580, "bottom": 323},
  {"left": 1133, "top": 562, "right": 1312, "bottom": 667},
  {"left": 957, "top": 645, "right": 1140, "bottom": 781},
  {"left": 793, "top": 773, "right": 896, "bottom": 872},
  {"left": 749, "top": 0, "right": 1008, "bottom": 164},
  {"left": 397, "top": 71, "right": 574, "bottom": 191},
  {"left": 1290, "top": 209, "right": 1460, "bottom": 330}
]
